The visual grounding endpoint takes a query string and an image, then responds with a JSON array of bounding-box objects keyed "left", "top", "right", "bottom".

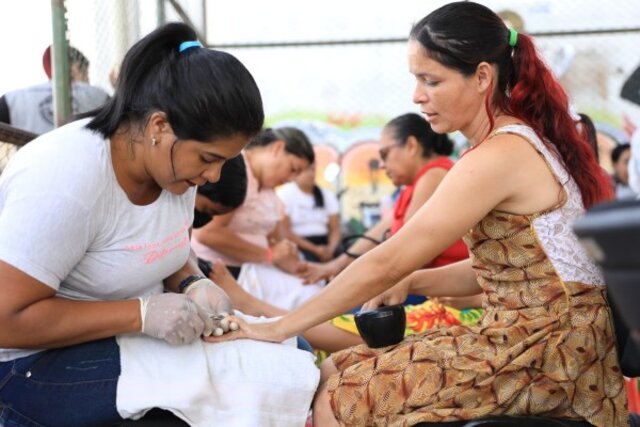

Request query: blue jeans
[{"left": 0, "top": 338, "right": 122, "bottom": 427}]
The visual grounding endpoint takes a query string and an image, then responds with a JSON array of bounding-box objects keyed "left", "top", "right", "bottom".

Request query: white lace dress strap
[{"left": 492, "top": 124, "right": 605, "bottom": 286}]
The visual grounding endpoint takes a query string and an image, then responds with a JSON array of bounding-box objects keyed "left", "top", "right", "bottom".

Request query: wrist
[
  {"left": 179, "top": 275, "right": 207, "bottom": 294},
  {"left": 336, "top": 255, "right": 351, "bottom": 271},
  {"left": 273, "top": 316, "right": 293, "bottom": 342},
  {"left": 265, "top": 247, "right": 273, "bottom": 264},
  {"left": 404, "top": 273, "right": 416, "bottom": 293}
]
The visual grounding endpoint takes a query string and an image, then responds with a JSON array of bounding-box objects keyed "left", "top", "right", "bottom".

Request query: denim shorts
[{"left": 0, "top": 338, "right": 122, "bottom": 427}]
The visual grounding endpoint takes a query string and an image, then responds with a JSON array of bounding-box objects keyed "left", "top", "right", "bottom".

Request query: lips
[{"left": 423, "top": 112, "right": 438, "bottom": 122}]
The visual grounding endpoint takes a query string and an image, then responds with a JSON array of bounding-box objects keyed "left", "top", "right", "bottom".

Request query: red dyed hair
[
  {"left": 411, "top": 1, "right": 613, "bottom": 208},
  {"left": 494, "top": 34, "right": 614, "bottom": 208}
]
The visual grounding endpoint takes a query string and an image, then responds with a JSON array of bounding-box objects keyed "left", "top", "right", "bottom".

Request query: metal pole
[
  {"left": 167, "top": 0, "right": 206, "bottom": 44},
  {"left": 50, "top": 0, "right": 72, "bottom": 128},
  {"left": 157, "top": 0, "right": 166, "bottom": 26}
]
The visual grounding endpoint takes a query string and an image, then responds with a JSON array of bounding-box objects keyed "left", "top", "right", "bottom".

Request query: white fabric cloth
[
  {"left": 494, "top": 124, "right": 605, "bottom": 286},
  {"left": 116, "top": 312, "right": 320, "bottom": 427},
  {"left": 0, "top": 119, "right": 195, "bottom": 361},
  {"left": 277, "top": 182, "right": 339, "bottom": 237},
  {"left": 237, "top": 263, "right": 324, "bottom": 310}
]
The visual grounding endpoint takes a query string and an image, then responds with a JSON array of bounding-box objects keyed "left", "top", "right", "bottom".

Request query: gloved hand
[
  {"left": 184, "top": 278, "right": 238, "bottom": 336},
  {"left": 138, "top": 293, "right": 211, "bottom": 345}
]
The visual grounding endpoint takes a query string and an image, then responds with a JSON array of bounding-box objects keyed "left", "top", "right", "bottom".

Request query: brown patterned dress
[{"left": 327, "top": 125, "right": 628, "bottom": 427}]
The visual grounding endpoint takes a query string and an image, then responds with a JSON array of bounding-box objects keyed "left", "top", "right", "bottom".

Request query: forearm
[
  {"left": 347, "top": 217, "right": 390, "bottom": 254},
  {"left": 195, "top": 228, "right": 268, "bottom": 263},
  {"left": 327, "top": 229, "right": 341, "bottom": 255},
  {"left": 220, "top": 278, "right": 286, "bottom": 318},
  {"left": 409, "top": 259, "right": 480, "bottom": 297},
  {"left": 277, "top": 243, "right": 409, "bottom": 338},
  {"left": 0, "top": 298, "right": 140, "bottom": 349}
]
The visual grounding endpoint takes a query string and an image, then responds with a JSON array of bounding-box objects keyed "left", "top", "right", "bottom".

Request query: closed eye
[{"left": 201, "top": 154, "right": 225, "bottom": 164}]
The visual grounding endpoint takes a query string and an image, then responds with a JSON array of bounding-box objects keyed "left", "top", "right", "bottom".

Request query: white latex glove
[
  {"left": 138, "top": 293, "right": 210, "bottom": 345},
  {"left": 184, "top": 278, "right": 237, "bottom": 336}
]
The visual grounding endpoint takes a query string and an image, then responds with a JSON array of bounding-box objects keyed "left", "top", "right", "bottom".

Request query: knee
[
  {"left": 313, "top": 383, "right": 339, "bottom": 427},
  {"left": 319, "top": 357, "right": 338, "bottom": 383}
]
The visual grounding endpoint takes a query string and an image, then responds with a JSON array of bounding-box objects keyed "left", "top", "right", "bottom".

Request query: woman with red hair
[{"left": 213, "top": 2, "right": 623, "bottom": 426}]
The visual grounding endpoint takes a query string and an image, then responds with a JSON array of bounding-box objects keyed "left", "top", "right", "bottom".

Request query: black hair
[
  {"left": 197, "top": 154, "right": 247, "bottom": 208},
  {"left": 409, "top": 1, "right": 613, "bottom": 207},
  {"left": 410, "top": 2, "right": 512, "bottom": 87},
  {"left": 85, "top": 22, "right": 263, "bottom": 143},
  {"left": 611, "top": 143, "right": 631, "bottom": 164},
  {"left": 69, "top": 46, "right": 89, "bottom": 74},
  {"left": 577, "top": 113, "right": 599, "bottom": 162},
  {"left": 385, "top": 113, "right": 452, "bottom": 156},
  {"left": 312, "top": 186, "right": 324, "bottom": 208},
  {"left": 247, "top": 127, "right": 315, "bottom": 163}
]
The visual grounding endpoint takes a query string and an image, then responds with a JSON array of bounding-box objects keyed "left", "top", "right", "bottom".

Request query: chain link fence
[{"left": 2, "top": 0, "right": 639, "bottom": 223}]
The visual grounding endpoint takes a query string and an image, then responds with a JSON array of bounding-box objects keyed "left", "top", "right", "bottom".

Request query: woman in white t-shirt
[
  {"left": 278, "top": 162, "right": 341, "bottom": 262},
  {"left": 0, "top": 23, "right": 319, "bottom": 427}
]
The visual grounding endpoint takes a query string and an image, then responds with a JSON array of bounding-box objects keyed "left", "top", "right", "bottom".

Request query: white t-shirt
[
  {"left": 277, "top": 182, "right": 339, "bottom": 237},
  {"left": 4, "top": 81, "right": 109, "bottom": 134},
  {"left": 0, "top": 118, "right": 196, "bottom": 361}
]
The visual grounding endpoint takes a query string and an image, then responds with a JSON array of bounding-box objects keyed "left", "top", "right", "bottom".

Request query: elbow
[
  {"left": 194, "top": 229, "right": 223, "bottom": 249},
  {"left": 368, "top": 251, "right": 409, "bottom": 291},
  {"left": 0, "top": 314, "right": 21, "bottom": 347}
]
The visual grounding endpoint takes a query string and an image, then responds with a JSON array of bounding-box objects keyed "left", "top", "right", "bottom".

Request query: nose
[
  {"left": 202, "top": 164, "right": 222, "bottom": 183},
  {"left": 412, "top": 82, "right": 426, "bottom": 105}
]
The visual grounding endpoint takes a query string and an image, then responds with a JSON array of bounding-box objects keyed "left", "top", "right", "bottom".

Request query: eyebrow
[
  {"left": 413, "top": 72, "right": 437, "bottom": 79},
  {"left": 202, "top": 151, "right": 227, "bottom": 161}
]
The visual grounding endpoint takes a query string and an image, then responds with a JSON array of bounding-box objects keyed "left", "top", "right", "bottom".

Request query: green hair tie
[{"left": 508, "top": 28, "right": 518, "bottom": 47}]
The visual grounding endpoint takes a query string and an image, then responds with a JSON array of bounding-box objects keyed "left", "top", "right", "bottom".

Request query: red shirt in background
[{"left": 390, "top": 156, "right": 468, "bottom": 267}]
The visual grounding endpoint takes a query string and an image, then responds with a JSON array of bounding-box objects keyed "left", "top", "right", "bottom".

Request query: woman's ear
[
  {"left": 475, "top": 61, "right": 495, "bottom": 94},
  {"left": 147, "top": 111, "right": 173, "bottom": 139},
  {"left": 405, "top": 136, "right": 420, "bottom": 157},
  {"left": 269, "top": 139, "right": 286, "bottom": 156}
]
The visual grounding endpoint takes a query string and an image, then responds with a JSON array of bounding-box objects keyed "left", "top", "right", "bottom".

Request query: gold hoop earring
[{"left": 151, "top": 137, "right": 157, "bottom": 146}]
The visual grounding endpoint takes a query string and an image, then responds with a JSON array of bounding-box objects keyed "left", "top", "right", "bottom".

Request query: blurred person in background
[
  {"left": 192, "top": 127, "right": 326, "bottom": 311},
  {"left": 300, "top": 113, "right": 468, "bottom": 294},
  {"left": 192, "top": 127, "right": 314, "bottom": 279},
  {"left": 278, "top": 161, "right": 342, "bottom": 262},
  {"left": 0, "top": 45, "right": 109, "bottom": 135},
  {"left": 299, "top": 112, "right": 478, "bottom": 346},
  {"left": 611, "top": 143, "right": 635, "bottom": 199},
  {"left": 629, "top": 127, "right": 640, "bottom": 198}
]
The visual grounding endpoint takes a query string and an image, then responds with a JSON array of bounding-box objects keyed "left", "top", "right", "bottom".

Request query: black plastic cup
[{"left": 354, "top": 304, "right": 406, "bottom": 348}]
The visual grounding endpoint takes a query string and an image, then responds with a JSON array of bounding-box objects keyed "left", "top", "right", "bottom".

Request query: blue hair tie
[{"left": 179, "top": 40, "right": 203, "bottom": 53}]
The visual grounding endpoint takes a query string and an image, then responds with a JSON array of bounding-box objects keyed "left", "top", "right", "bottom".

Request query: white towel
[
  {"left": 237, "top": 263, "right": 324, "bottom": 310},
  {"left": 116, "top": 313, "right": 320, "bottom": 427}
]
